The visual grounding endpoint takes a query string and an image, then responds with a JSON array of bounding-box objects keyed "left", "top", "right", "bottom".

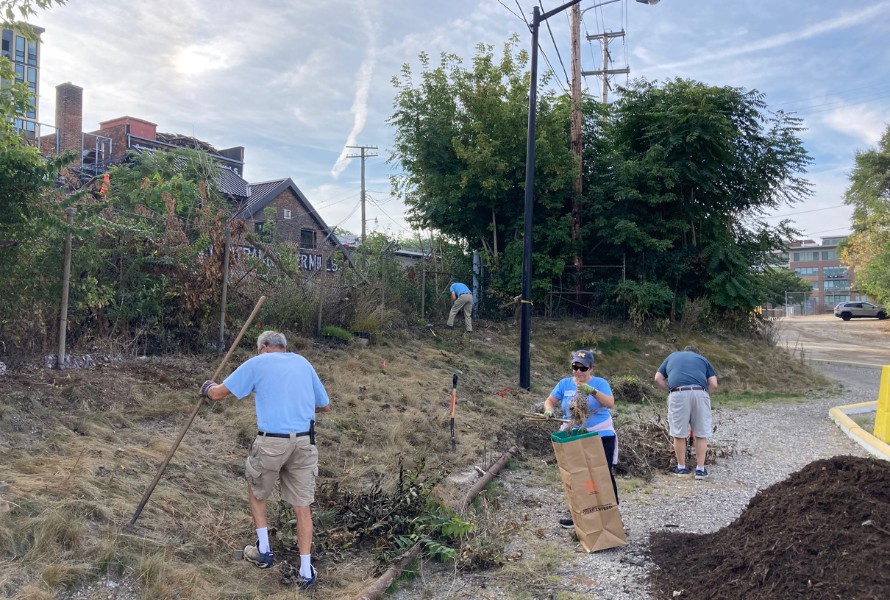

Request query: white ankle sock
[
  {"left": 256, "top": 527, "right": 270, "bottom": 554},
  {"left": 300, "top": 554, "right": 312, "bottom": 578},
  {"left": 677, "top": 464, "right": 685, "bottom": 470}
]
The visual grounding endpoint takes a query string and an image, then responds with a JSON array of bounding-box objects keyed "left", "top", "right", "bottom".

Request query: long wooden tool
[
  {"left": 125, "top": 296, "right": 267, "bottom": 531},
  {"left": 450, "top": 374, "right": 457, "bottom": 453}
]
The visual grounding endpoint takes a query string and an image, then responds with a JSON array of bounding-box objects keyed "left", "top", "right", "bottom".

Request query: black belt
[
  {"left": 258, "top": 431, "right": 309, "bottom": 438},
  {"left": 671, "top": 385, "right": 704, "bottom": 392},
  {"left": 259, "top": 420, "right": 315, "bottom": 445}
]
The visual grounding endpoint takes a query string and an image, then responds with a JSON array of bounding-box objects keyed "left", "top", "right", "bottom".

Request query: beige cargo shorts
[{"left": 245, "top": 434, "right": 318, "bottom": 507}]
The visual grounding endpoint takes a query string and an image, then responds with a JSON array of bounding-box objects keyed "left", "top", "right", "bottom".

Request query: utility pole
[
  {"left": 344, "top": 145, "right": 378, "bottom": 243},
  {"left": 582, "top": 31, "right": 628, "bottom": 104},
  {"left": 571, "top": 1, "right": 583, "bottom": 312}
]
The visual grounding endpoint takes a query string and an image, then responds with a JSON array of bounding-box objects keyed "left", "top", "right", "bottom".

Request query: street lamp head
[{"left": 636, "top": 0, "right": 660, "bottom": 4}]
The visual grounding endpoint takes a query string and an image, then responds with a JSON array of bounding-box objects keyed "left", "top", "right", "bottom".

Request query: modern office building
[
  {"left": 2, "top": 25, "right": 43, "bottom": 140},
  {"left": 786, "top": 236, "right": 868, "bottom": 312}
]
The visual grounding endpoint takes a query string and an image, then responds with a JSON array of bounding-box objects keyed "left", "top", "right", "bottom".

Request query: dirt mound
[{"left": 649, "top": 456, "right": 890, "bottom": 600}]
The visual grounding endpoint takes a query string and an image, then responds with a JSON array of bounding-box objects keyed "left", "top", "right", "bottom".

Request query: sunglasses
[{"left": 572, "top": 364, "right": 589, "bottom": 372}]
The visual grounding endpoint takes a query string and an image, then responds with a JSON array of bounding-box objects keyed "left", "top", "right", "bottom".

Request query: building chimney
[{"left": 56, "top": 82, "right": 83, "bottom": 153}]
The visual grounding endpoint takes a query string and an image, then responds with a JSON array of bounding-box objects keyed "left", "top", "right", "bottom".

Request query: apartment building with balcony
[{"left": 786, "top": 236, "right": 869, "bottom": 312}]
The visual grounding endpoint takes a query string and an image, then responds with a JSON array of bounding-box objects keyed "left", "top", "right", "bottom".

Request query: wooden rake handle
[{"left": 126, "top": 296, "right": 267, "bottom": 529}]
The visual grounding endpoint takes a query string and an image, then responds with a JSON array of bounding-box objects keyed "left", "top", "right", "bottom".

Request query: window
[
  {"left": 283, "top": 209, "right": 292, "bottom": 220},
  {"left": 300, "top": 229, "right": 315, "bottom": 249},
  {"left": 811, "top": 281, "right": 819, "bottom": 291},
  {"left": 26, "top": 96, "right": 34, "bottom": 119},
  {"left": 254, "top": 222, "right": 265, "bottom": 233},
  {"left": 14, "top": 63, "right": 23, "bottom": 81},
  {"left": 793, "top": 253, "right": 800, "bottom": 262},
  {"left": 825, "top": 294, "right": 850, "bottom": 308},
  {"left": 14, "top": 35, "right": 24, "bottom": 62},
  {"left": 823, "top": 266, "right": 848, "bottom": 278},
  {"left": 821, "top": 250, "right": 837, "bottom": 261},
  {"left": 824, "top": 280, "right": 850, "bottom": 291},
  {"left": 27, "top": 40, "right": 36, "bottom": 65},
  {"left": 811, "top": 252, "right": 820, "bottom": 261},
  {"left": 795, "top": 267, "right": 818, "bottom": 277}
]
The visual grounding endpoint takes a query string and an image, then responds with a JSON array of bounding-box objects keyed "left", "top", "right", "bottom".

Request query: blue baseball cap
[{"left": 571, "top": 350, "right": 594, "bottom": 367}]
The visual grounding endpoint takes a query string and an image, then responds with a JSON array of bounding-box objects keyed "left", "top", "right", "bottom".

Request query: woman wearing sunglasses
[{"left": 543, "top": 349, "right": 618, "bottom": 529}]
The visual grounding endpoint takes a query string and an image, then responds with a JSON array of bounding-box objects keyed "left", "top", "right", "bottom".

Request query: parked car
[{"left": 833, "top": 301, "right": 888, "bottom": 321}]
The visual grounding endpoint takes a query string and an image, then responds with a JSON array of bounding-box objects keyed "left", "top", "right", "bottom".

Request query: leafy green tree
[
  {"left": 389, "top": 38, "right": 575, "bottom": 297},
  {"left": 753, "top": 267, "right": 815, "bottom": 306},
  {"left": 839, "top": 126, "right": 890, "bottom": 305},
  {"left": 582, "top": 79, "right": 811, "bottom": 314}
]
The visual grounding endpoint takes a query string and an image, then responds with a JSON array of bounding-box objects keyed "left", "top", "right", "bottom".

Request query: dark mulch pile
[{"left": 649, "top": 456, "right": 890, "bottom": 600}]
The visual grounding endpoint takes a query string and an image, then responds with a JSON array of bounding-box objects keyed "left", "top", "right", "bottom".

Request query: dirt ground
[{"left": 780, "top": 314, "right": 890, "bottom": 366}]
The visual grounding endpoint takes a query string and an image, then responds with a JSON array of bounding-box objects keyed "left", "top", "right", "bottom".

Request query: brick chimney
[{"left": 56, "top": 82, "right": 83, "bottom": 153}]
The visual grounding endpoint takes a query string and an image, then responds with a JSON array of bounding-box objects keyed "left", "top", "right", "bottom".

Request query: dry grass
[{"left": 0, "top": 317, "right": 832, "bottom": 599}]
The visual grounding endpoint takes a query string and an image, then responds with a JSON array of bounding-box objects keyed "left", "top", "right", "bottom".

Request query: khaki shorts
[
  {"left": 245, "top": 435, "right": 318, "bottom": 507},
  {"left": 667, "top": 390, "right": 712, "bottom": 439}
]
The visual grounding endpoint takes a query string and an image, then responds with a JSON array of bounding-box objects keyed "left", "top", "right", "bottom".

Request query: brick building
[
  {"left": 40, "top": 82, "right": 351, "bottom": 273},
  {"left": 785, "top": 236, "right": 869, "bottom": 313}
]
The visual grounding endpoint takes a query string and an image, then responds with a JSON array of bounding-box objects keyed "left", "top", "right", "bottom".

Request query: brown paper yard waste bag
[{"left": 551, "top": 430, "right": 627, "bottom": 552}]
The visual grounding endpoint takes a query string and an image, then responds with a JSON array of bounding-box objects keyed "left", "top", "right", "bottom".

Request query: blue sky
[{"left": 35, "top": 0, "right": 890, "bottom": 241}]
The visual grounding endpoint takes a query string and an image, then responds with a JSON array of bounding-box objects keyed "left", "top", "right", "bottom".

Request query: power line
[
  {"left": 497, "top": 0, "right": 523, "bottom": 21},
  {"left": 503, "top": 1, "right": 569, "bottom": 95},
  {"left": 795, "top": 91, "right": 890, "bottom": 117},
  {"left": 538, "top": 0, "right": 571, "bottom": 88},
  {"left": 762, "top": 204, "right": 847, "bottom": 219},
  {"left": 788, "top": 88, "right": 890, "bottom": 113},
  {"left": 773, "top": 80, "right": 890, "bottom": 106}
]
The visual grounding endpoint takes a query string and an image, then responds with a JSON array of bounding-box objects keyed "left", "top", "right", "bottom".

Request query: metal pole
[
  {"left": 421, "top": 239, "right": 427, "bottom": 318},
  {"left": 316, "top": 230, "right": 337, "bottom": 337},
  {"left": 602, "top": 35, "right": 609, "bottom": 104},
  {"left": 472, "top": 250, "right": 480, "bottom": 319},
  {"left": 57, "top": 207, "right": 76, "bottom": 369},
  {"left": 218, "top": 228, "right": 230, "bottom": 351},
  {"left": 520, "top": 7, "right": 541, "bottom": 391}
]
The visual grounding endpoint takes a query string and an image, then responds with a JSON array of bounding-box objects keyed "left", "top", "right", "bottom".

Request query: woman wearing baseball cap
[{"left": 543, "top": 349, "right": 618, "bottom": 529}]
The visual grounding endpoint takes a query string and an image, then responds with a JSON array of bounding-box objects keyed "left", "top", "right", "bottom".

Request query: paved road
[{"left": 780, "top": 314, "right": 890, "bottom": 366}]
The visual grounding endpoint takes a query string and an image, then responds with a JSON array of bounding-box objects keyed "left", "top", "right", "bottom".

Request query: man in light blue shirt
[
  {"left": 201, "top": 331, "right": 329, "bottom": 588},
  {"left": 446, "top": 281, "right": 473, "bottom": 332}
]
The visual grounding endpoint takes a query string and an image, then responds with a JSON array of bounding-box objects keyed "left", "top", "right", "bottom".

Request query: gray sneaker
[{"left": 671, "top": 466, "right": 691, "bottom": 476}]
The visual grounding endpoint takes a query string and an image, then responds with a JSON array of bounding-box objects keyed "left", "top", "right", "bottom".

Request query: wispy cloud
[
  {"left": 821, "top": 107, "right": 888, "bottom": 147},
  {"left": 331, "top": 0, "right": 380, "bottom": 178},
  {"left": 648, "top": 1, "right": 890, "bottom": 72}
]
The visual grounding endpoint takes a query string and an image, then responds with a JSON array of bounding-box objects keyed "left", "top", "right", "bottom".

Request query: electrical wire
[
  {"left": 795, "top": 92, "right": 890, "bottom": 117},
  {"left": 538, "top": 0, "right": 571, "bottom": 89},
  {"left": 761, "top": 204, "right": 847, "bottom": 219},
  {"left": 773, "top": 81, "right": 890, "bottom": 107},
  {"left": 503, "top": 0, "right": 570, "bottom": 95}
]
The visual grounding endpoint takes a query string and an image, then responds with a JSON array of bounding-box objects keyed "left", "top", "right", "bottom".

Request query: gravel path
[{"left": 388, "top": 363, "right": 879, "bottom": 600}]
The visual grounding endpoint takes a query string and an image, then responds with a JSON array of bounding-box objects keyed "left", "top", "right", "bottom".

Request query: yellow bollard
[{"left": 875, "top": 366, "right": 890, "bottom": 443}]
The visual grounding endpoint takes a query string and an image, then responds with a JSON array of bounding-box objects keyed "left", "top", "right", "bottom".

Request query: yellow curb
[{"left": 829, "top": 404, "right": 890, "bottom": 460}]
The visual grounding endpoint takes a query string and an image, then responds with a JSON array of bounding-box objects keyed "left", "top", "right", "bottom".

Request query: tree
[
  {"left": 582, "top": 79, "right": 811, "bottom": 314},
  {"left": 839, "top": 126, "right": 890, "bottom": 305},
  {"left": 754, "top": 267, "right": 815, "bottom": 307},
  {"left": 389, "top": 38, "right": 575, "bottom": 296}
]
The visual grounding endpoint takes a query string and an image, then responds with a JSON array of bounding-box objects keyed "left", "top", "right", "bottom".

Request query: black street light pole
[{"left": 520, "top": 0, "right": 584, "bottom": 391}]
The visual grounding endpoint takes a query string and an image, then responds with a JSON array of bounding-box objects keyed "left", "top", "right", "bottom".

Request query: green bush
[{"left": 321, "top": 325, "right": 351, "bottom": 341}]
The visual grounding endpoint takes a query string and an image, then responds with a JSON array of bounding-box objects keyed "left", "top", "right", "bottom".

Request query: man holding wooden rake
[{"left": 201, "top": 330, "right": 330, "bottom": 589}]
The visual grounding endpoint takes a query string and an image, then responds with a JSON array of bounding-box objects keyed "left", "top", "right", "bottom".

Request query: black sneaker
[
  {"left": 559, "top": 518, "right": 574, "bottom": 529},
  {"left": 695, "top": 467, "right": 709, "bottom": 480},
  {"left": 243, "top": 541, "right": 274, "bottom": 569},
  {"left": 445, "top": 325, "right": 454, "bottom": 330},
  {"left": 671, "top": 466, "right": 691, "bottom": 476}
]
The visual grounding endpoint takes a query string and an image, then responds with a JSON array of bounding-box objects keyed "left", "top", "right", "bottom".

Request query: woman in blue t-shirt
[{"left": 543, "top": 349, "right": 619, "bottom": 528}]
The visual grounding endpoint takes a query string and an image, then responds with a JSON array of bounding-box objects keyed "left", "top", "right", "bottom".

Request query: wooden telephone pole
[
  {"left": 344, "top": 145, "right": 378, "bottom": 243},
  {"left": 570, "top": 2, "right": 583, "bottom": 311},
  {"left": 582, "top": 30, "right": 628, "bottom": 104}
]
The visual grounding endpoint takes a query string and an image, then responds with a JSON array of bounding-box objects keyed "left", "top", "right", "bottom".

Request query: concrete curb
[{"left": 828, "top": 402, "right": 890, "bottom": 460}]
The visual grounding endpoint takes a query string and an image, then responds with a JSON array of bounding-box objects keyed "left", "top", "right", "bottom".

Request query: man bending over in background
[
  {"left": 201, "top": 330, "right": 330, "bottom": 589},
  {"left": 654, "top": 345, "right": 717, "bottom": 480}
]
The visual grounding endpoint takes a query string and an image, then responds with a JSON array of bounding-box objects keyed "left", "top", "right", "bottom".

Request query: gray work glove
[{"left": 200, "top": 380, "right": 217, "bottom": 397}]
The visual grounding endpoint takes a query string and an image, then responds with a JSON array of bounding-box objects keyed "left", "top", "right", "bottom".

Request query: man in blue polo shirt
[
  {"left": 654, "top": 345, "right": 718, "bottom": 480},
  {"left": 446, "top": 281, "right": 473, "bottom": 332},
  {"left": 201, "top": 331, "right": 329, "bottom": 589}
]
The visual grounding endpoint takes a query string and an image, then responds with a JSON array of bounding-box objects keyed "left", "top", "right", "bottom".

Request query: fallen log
[{"left": 459, "top": 445, "right": 518, "bottom": 512}]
